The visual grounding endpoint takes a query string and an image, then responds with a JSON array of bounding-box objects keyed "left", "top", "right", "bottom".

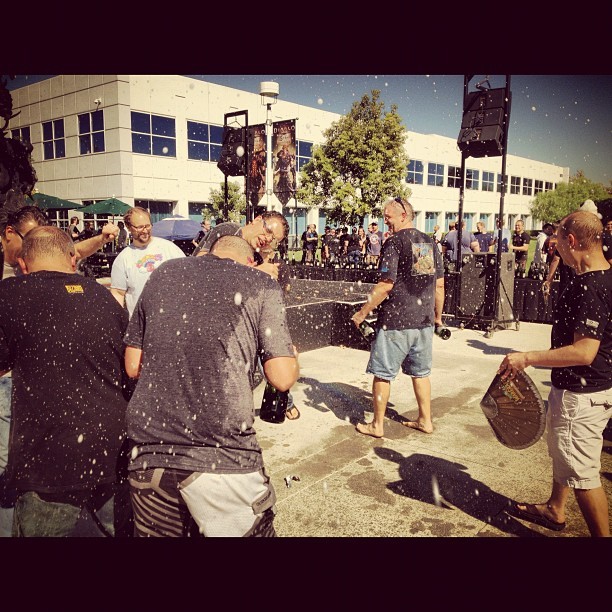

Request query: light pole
[{"left": 259, "top": 81, "right": 279, "bottom": 212}]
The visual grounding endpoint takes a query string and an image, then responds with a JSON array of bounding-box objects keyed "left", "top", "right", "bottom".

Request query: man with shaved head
[
  {"left": 499, "top": 211, "right": 611, "bottom": 536},
  {"left": 0, "top": 226, "right": 130, "bottom": 537},
  {"left": 124, "top": 234, "right": 299, "bottom": 537}
]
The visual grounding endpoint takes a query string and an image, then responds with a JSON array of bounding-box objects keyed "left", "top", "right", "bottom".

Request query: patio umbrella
[
  {"left": 152, "top": 216, "right": 202, "bottom": 241},
  {"left": 480, "top": 369, "right": 546, "bottom": 450},
  {"left": 78, "top": 198, "right": 131, "bottom": 216},
  {"left": 29, "top": 193, "right": 82, "bottom": 210}
]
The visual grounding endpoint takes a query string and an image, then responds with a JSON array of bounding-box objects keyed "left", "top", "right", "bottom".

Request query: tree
[
  {"left": 296, "top": 90, "right": 410, "bottom": 227},
  {"left": 208, "top": 180, "right": 246, "bottom": 223},
  {"left": 530, "top": 170, "right": 609, "bottom": 222}
]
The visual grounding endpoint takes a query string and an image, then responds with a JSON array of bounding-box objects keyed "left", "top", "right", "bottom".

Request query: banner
[
  {"left": 247, "top": 124, "right": 266, "bottom": 208},
  {"left": 271, "top": 119, "right": 296, "bottom": 206}
]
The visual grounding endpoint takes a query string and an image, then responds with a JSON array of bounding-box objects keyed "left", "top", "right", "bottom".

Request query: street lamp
[{"left": 259, "top": 81, "right": 279, "bottom": 212}]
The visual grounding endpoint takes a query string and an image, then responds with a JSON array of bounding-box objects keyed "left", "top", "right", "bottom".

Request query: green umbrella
[
  {"left": 79, "top": 198, "right": 131, "bottom": 216},
  {"left": 29, "top": 192, "right": 82, "bottom": 210}
]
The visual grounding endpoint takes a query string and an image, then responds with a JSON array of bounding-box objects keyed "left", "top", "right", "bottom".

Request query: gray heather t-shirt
[{"left": 124, "top": 254, "right": 294, "bottom": 474}]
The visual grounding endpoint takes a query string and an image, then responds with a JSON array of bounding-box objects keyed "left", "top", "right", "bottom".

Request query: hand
[
  {"left": 351, "top": 311, "right": 366, "bottom": 328},
  {"left": 256, "top": 261, "right": 280, "bottom": 281},
  {"left": 498, "top": 352, "right": 527, "bottom": 380},
  {"left": 101, "top": 222, "right": 119, "bottom": 243}
]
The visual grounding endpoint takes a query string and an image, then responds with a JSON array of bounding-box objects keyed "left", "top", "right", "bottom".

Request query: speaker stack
[{"left": 457, "top": 88, "right": 510, "bottom": 158}]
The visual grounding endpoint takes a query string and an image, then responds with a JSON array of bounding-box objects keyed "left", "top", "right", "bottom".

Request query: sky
[{"left": 7, "top": 74, "right": 612, "bottom": 186}]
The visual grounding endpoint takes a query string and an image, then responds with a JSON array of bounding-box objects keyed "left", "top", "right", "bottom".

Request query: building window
[
  {"left": 135, "top": 200, "right": 175, "bottom": 223},
  {"left": 78, "top": 110, "right": 105, "bottom": 155},
  {"left": 297, "top": 140, "right": 313, "bottom": 172},
  {"left": 425, "top": 211, "right": 438, "bottom": 233},
  {"left": 510, "top": 176, "right": 521, "bottom": 195},
  {"left": 11, "top": 126, "right": 31, "bottom": 144},
  {"left": 42, "top": 119, "right": 65, "bottom": 160},
  {"left": 482, "top": 171, "right": 495, "bottom": 192},
  {"left": 81, "top": 200, "right": 109, "bottom": 231},
  {"left": 427, "top": 162, "right": 444, "bottom": 187},
  {"left": 522, "top": 178, "right": 533, "bottom": 196},
  {"left": 188, "top": 201, "right": 214, "bottom": 223},
  {"left": 406, "top": 159, "right": 423, "bottom": 184},
  {"left": 466, "top": 169, "right": 479, "bottom": 190},
  {"left": 497, "top": 174, "right": 508, "bottom": 193},
  {"left": 534, "top": 180, "right": 543, "bottom": 194},
  {"left": 46, "top": 209, "right": 70, "bottom": 231},
  {"left": 131, "top": 112, "right": 176, "bottom": 157},
  {"left": 447, "top": 165, "right": 461, "bottom": 188},
  {"left": 545, "top": 181, "right": 553, "bottom": 191},
  {"left": 445, "top": 212, "right": 456, "bottom": 230},
  {"left": 187, "top": 121, "right": 223, "bottom": 161}
]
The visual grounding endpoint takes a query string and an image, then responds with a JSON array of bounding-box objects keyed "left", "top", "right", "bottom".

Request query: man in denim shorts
[
  {"left": 351, "top": 197, "right": 445, "bottom": 438},
  {"left": 499, "top": 210, "right": 611, "bottom": 536}
]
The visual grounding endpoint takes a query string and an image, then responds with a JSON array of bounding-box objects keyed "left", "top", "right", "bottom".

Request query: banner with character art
[{"left": 271, "top": 119, "right": 296, "bottom": 206}]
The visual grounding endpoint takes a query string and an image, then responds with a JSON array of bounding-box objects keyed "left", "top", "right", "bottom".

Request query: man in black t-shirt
[
  {"left": 351, "top": 197, "right": 445, "bottom": 439},
  {"left": 510, "top": 219, "right": 531, "bottom": 277},
  {"left": 0, "top": 226, "right": 130, "bottom": 537},
  {"left": 499, "top": 211, "right": 611, "bottom": 537}
]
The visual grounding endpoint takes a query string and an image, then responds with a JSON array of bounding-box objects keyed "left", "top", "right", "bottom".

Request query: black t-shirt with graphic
[
  {"left": 376, "top": 228, "right": 445, "bottom": 330},
  {"left": 0, "top": 271, "right": 129, "bottom": 494},
  {"left": 550, "top": 268, "right": 611, "bottom": 392},
  {"left": 512, "top": 231, "right": 531, "bottom": 263}
]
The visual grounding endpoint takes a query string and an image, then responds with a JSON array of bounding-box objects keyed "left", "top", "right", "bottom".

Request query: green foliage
[
  {"left": 296, "top": 90, "right": 411, "bottom": 227},
  {"left": 208, "top": 180, "right": 246, "bottom": 223},
  {"left": 530, "top": 171, "right": 609, "bottom": 223}
]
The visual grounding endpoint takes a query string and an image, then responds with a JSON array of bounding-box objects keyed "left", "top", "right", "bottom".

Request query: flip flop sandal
[
  {"left": 285, "top": 406, "right": 301, "bottom": 420},
  {"left": 510, "top": 501, "right": 566, "bottom": 531}
]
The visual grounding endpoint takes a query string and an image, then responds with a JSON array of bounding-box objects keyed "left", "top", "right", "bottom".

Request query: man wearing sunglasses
[
  {"left": 192, "top": 211, "right": 289, "bottom": 281},
  {"left": 110, "top": 206, "right": 185, "bottom": 318},
  {"left": 351, "top": 197, "right": 445, "bottom": 438}
]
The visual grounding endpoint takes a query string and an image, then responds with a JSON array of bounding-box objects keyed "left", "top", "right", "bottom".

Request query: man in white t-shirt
[{"left": 110, "top": 207, "right": 185, "bottom": 318}]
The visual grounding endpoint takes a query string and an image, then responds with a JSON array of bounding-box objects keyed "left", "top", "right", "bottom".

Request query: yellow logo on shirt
[{"left": 65, "top": 284, "right": 84, "bottom": 294}]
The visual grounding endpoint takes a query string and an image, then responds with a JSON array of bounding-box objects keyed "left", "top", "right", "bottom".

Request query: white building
[{"left": 8, "top": 74, "right": 569, "bottom": 240}]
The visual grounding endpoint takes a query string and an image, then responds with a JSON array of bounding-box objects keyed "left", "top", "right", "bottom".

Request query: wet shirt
[
  {"left": 124, "top": 255, "right": 295, "bottom": 474},
  {"left": 551, "top": 268, "right": 612, "bottom": 392},
  {"left": 377, "top": 228, "right": 444, "bottom": 330},
  {"left": 0, "top": 272, "right": 129, "bottom": 493}
]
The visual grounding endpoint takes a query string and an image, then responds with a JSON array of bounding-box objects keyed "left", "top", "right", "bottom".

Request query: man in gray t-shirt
[{"left": 124, "top": 236, "right": 298, "bottom": 537}]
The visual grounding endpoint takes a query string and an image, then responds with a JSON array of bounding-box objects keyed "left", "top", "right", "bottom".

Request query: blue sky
[{"left": 8, "top": 74, "right": 612, "bottom": 186}]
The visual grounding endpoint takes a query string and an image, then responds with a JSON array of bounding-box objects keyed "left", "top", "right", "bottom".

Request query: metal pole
[
  {"left": 492, "top": 75, "right": 512, "bottom": 327},
  {"left": 265, "top": 102, "right": 273, "bottom": 211}
]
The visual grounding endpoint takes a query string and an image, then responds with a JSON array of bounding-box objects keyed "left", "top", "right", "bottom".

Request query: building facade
[{"left": 8, "top": 75, "right": 569, "bottom": 239}]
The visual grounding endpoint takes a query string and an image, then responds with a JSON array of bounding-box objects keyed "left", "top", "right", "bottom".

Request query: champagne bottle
[
  {"left": 260, "top": 381, "right": 288, "bottom": 423},
  {"left": 434, "top": 323, "right": 451, "bottom": 340},
  {"left": 359, "top": 321, "right": 376, "bottom": 341}
]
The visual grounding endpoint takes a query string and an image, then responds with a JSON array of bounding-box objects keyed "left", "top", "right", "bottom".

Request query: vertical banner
[
  {"left": 272, "top": 119, "right": 296, "bottom": 206},
  {"left": 247, "top": 124, "right": 266, "bottom": 208}
]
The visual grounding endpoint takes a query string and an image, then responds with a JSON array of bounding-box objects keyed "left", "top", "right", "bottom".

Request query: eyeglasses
[
  {"left": 394, "top": 197, "right": 407, "bottom": 214},
  {"left": 261, "top": 217, "right": 283, "bottom": 247},
  {"left": 11, "top": 227, "right": 26, "bottom": 240},
  {"left": 130, "top": 223, "right": 152, "bottom": 232}
]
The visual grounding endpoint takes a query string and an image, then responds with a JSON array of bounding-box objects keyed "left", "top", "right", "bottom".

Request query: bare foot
[
  {"left": 403, "top": 420, "right": 433, "bottom": 434},
  {"left": 355, "top": 422, "right": 384, "bottom": 439}
]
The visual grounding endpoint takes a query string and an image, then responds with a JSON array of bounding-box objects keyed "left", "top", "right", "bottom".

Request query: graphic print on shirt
[
  {"left": 412, "top": 242, "right": 436, "bottom": 275},
  {"left": 136, "top": 253, "right": 164, "bottom": 273}
]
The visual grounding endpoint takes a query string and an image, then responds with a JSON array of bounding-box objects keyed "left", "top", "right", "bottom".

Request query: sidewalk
[{"left": 255, "top": 321, "right": 611, "bottom": 537}]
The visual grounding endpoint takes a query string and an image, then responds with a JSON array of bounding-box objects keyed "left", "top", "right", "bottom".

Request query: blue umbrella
[{"left": 151, "top": 216, "right": 202, "bottom": 241}]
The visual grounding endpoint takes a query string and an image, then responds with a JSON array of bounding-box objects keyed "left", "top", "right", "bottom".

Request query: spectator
[
  {"left": 192, "top": 219, "right": 211, "bottom": 249},
  {"left": 303, "top": 224, "right": 318, "bottom": 265},
  {"left": 78, "top": 221, "right": 96, "bottom": 242},
  {"left": 474, "top": 221, "right": 494, "bottom": 253},
  {"left": 493, "top": 218, "right": 511, "bottom": 253},
  {"left": 123, "top": 235, "right": 299, "bottom": 537},
  {"left": 345, "top": 226, "right": 362, "bottom": 266},
  {"left": 116, "top": 221, "right": 128, "bottom": 251},
  {"left": 529, "top": 222, "right": 554, "bottom": 278},
  {"left": 68, "top": 216, "right": 80, "bottom": 241},
  {"left": 511, "top": 219, "right": 531, "bottom": 277},
  {"left": 320, "top": 226, "right": 331, "bottom": 266},
  {"left": 499, "top": 211, "right": 611, "bottom": 537},
  {"left": 0, "top": 226, "right": 131, "bottom": 537},
  {"left": 325, "top": 228, "right": 343, "bottom": 266},
  {"left": 432, "top": 224, "right": 443, "bottom": 253},
  {"left": 365, "top": 222, "right": 384, "bottom": 266},
  {"left": 110, "top": 206, "right": 185, "bottom": 318},
  {"left": 441, "top": 220, "right": 480, "bottom": 261}
]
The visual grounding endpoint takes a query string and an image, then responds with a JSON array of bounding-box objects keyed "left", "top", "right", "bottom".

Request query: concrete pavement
[{"left": 255, "top": 320, "right": 612, "bottom": 537}]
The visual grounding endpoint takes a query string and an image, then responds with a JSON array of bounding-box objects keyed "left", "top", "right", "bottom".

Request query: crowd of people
[{"left": 0, "top": 196, "right": 610, "bottom": 538}]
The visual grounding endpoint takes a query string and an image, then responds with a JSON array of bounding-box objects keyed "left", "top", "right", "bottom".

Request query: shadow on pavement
[{"left": 374, "top": 447, "right": 545, "bottom": 537}]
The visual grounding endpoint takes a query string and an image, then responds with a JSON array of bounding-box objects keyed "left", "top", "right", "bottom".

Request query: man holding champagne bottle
[
  {"left": 351, "top": 197, "right": 445, "bottom": 438},
  {"left": 123, "top": 236, "right": 299, "bottom": 537}
]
